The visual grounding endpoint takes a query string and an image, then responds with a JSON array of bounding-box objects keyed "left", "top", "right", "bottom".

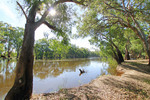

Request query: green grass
[{"left": 144, "top": 79, "right": 150, "bottom": 85}]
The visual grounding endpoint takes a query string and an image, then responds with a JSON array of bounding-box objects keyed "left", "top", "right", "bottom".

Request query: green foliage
[
  {"left": 107, "top": 58, "right": 118, "bottom": 75},
  {"left": 21, "top": 0, "right": 77, "bottom": 45},
  {"left": 0, "top": 44, "right": 4, "bottom": 54},
  {"left": 76, "top": 0, "right": 150, "bottom": 61},
  {"left": 129, "top": 36, "right": 146, "bottom": 59},
  {"left": 34, "top": 37, "right": 99, "bottom": 60},
  {"left": 0, "top": 21, "right": 24, "bottom": 58}
]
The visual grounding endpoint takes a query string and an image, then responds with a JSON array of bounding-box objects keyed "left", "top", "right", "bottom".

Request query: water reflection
[
  {"left": 0, "top": 58, "right": 116, "bottom": 99},
  {"left": 0, "top": 60, "right": 16, "bottom": 99},
  {"left": 33, "top": 59, "right": 90, "bottom": 79}
]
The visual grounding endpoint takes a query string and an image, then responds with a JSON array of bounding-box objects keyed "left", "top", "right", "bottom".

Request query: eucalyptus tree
[
  {"left": 87, "top": 25, "right": 125, "bottom": 64},
  {"left": 34, "top": 38, "right": 53, "bottom": 59},
  {"left": 123, "top": 29, "right": 132, "bottom": 60},
  {"left": 0, "top": 22, "right": 15, "bottom": 58},
  {"left": 80, "top": 0, "right": 150, "bottom": 64},
  {"left": 50, "top": 38, "right": 69, "bottom": 59},
  {"left": 123, "top": 28, "right": 145, "bottom": 59},
  {"left": 76, "top": 5, "right": 126, "bottom": 63},
  {"left": 129, "top": 35, "right": 146, "bottom": 59},
  {"left": 5, "top": 0, "right": 86, "bottom": 99},
  {"left": 0, "top": 22, "right": 24, "bottom": 59}
]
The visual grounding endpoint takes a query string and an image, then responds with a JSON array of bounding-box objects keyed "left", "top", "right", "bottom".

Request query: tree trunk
[
  {"left": 110, "top": 40, "right": 124, "bottom": 63},
  {"left": 147, "top": 35, "right": 150, "bottom": 65},
  {"left": 5, "top": 23, "right": 35, "bottom": 100},
  {"left": 147, "top": 49, "right": 150, "bottom": 65},
  {"left": 116, "top": 48, "right": 124, "bottom": 62},
  {"left": 16, "top": 48, "right": 20, "bottom": 59},
  {"left": 110, "top": 44, "right": 121, "bottom": 64},
  {"left": 113, "top": 51, "right": 121, "bottom": 64},
  {"left": 149, "top": 55, "right": 150, "bottom": 66},
  {"left": 125, "top": 45, "right": 130, "bottom": 60}
]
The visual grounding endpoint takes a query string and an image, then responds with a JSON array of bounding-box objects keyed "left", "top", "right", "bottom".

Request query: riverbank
[{"left": 31, "top": 60, "right": 150, "bottom": 100}]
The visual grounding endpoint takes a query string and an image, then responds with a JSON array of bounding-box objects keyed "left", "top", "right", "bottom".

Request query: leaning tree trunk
[
  {"left": 5, "top": 23, "right": 35, "bottom": 100},
  {"left": 110, "top": 40, "right": 124, "bottom": 63},
  {"left": 110, "top": 44, "right": 121, "bottom": 64},
  {"left": 116, "top": 48, "right": 124, "bottom": 62},
  {"left": 113, "top": 51, "right": 121, "bottom": 64}
]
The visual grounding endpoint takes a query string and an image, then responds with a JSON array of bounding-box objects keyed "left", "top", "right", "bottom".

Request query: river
[{"left": 0, "top": 57, "right": 116, "bottom": 99}]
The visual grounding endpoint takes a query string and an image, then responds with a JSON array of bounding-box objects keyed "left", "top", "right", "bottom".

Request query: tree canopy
[{"left": 76, "top": 0, "right": 150, "bottom": 63}]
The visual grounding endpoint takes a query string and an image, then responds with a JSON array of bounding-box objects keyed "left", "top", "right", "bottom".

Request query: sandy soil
[{"left": 31, "top": 60, "right": 150, "bottom": 100}]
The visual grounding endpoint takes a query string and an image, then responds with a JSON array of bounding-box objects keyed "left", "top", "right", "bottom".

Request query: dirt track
[{"left": 31, "top": 60, "right": 150, "bottom": 100}]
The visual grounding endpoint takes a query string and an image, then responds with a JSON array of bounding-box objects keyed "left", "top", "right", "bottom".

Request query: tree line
[
  {"left": 0, "top": 21, "right": 99, "bottom": 60},
  {"left": 34, "top": 37, "right": 99, "bottom": 60}
]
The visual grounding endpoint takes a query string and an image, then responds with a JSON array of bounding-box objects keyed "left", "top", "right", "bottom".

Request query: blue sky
[{"left": 0, "top": 0, "right": 98, "bottom": 51}]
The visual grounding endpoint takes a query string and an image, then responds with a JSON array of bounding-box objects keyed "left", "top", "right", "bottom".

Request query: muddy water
[{"left": 0, "top": 58, "right": 116, "bottom": 99}]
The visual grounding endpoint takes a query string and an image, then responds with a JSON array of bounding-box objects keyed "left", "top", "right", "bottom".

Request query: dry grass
[{"left": 31, "top": 60, "right": 150, "bottom": 100}]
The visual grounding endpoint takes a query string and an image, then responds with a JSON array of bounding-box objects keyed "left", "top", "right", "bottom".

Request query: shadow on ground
[{"left": 121, "top": 61, "right": 150, "bottom": 74}]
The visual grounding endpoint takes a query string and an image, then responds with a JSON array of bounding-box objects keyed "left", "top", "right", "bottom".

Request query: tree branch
[
  {"left": 122, "top": 0, "right": 127, "bottom": 12},
  {"left": 130, "top": 14, "right": 148, "bottom": 48},
  {"left": 35, "top": 0, "right": 85, "bottom": 29},
  {"left": 16, "top": 1, "right": 28, "bottom": 20},
  {"left": 118, "top": 19, "right": 145, "bottom": 43},
  {"left": 43, "top": 21, "right": 57, "bottom": 31},
  {"left": 43, "top": 21, "right": 65, "bottom": 34},
  {"left": 104, "top": 1, "right": 125, "bottom": 13}
]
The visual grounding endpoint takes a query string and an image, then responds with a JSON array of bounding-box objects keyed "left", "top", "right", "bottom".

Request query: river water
[{"left": 0, "top": 57, "right": 116, "bottom": 99}]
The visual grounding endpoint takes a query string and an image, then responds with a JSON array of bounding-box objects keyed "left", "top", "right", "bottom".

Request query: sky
[{"left": 0, "top": 0, "right": 98, "bottom": 51}]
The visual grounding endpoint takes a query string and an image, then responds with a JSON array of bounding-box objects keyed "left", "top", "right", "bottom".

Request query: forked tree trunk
[{"left": 5, "top": 23, "right": 35, "bottom": 100}]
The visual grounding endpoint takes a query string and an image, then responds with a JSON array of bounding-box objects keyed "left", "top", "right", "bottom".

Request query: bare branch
[{"left": 16, "top": 1, "right": 28, "bottom": 20}]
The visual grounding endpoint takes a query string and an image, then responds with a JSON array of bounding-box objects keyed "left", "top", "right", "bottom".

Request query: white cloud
[
  {"left": 35, "top": 24, "right": 56, "bottom": 40},
  {"left": 70, "top": 37, "right": 98, "bottom": 51},
  {"left": 0, "top": 2, "right": 16, "bottom": 21}
]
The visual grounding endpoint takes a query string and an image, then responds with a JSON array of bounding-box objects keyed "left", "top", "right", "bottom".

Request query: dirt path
[{"left": 31, "top": 60, "right": 150, "bottom": 100}]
